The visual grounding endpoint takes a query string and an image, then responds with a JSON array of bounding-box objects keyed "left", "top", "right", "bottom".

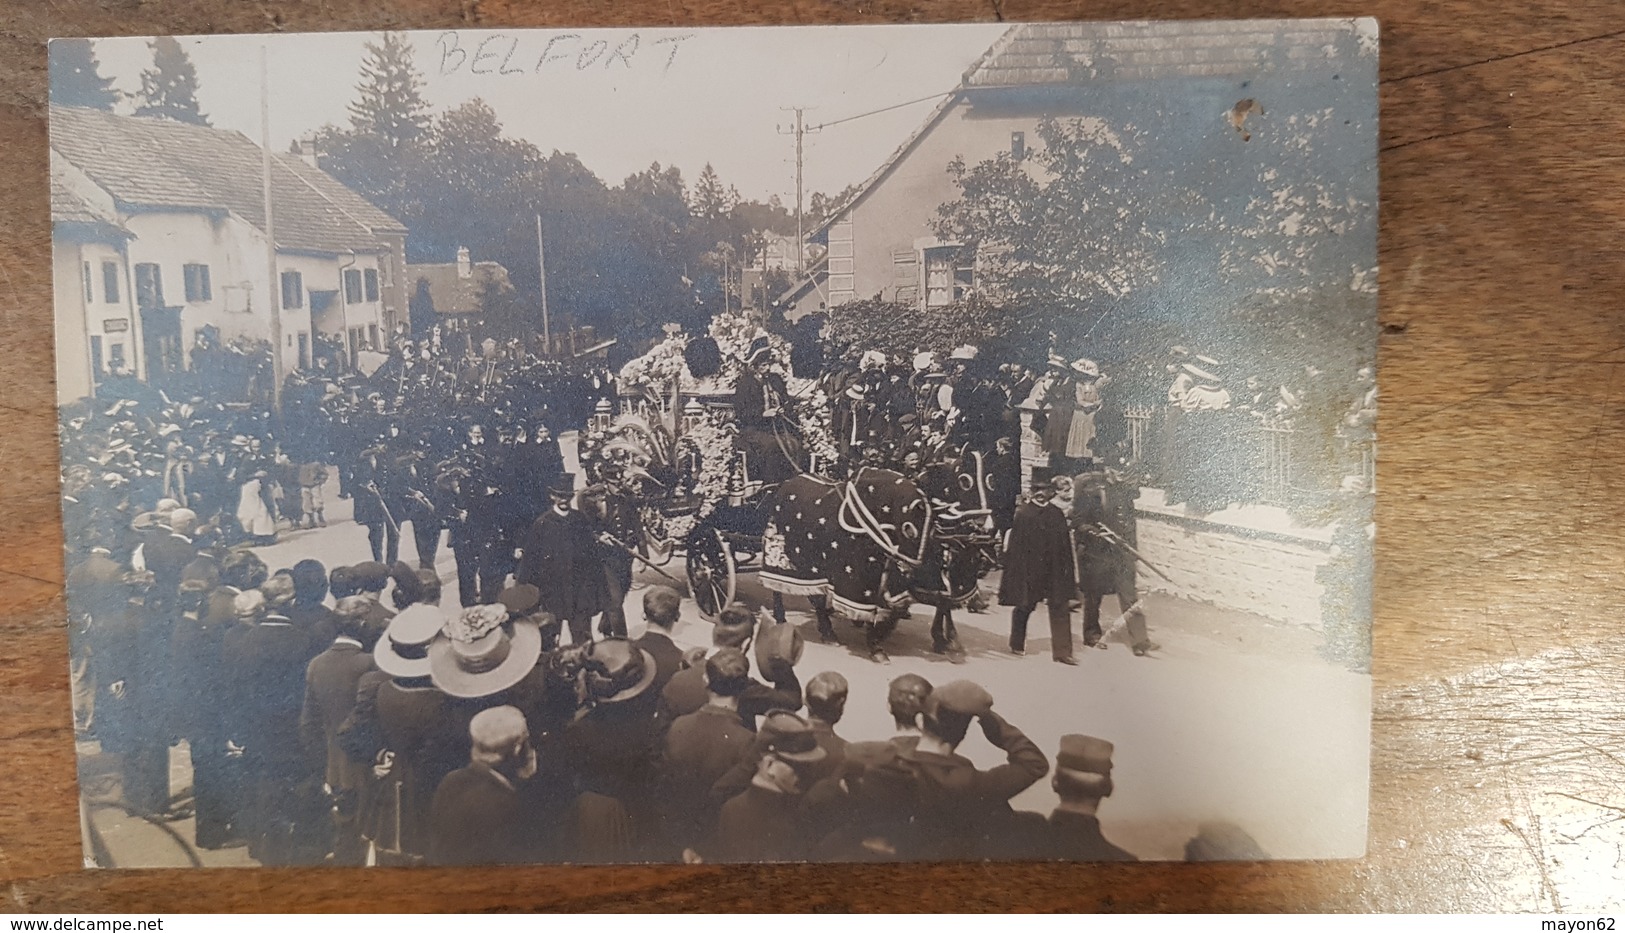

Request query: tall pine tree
[
  {"left": 49, "top": 38, "right": 119, "bottom": 110},
  {"left": 134, "top": 37, "right": 209, "bottom": 125},
  {"left": 348, "top": 32, "right": 430, "bottom": 151}
]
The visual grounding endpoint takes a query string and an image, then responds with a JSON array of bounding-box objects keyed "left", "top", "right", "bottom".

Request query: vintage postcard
[{"left": 50, "top": 20, "right": 1377, "bottom": 867}]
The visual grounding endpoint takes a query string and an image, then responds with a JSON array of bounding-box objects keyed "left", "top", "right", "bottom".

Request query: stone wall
[{"left": 1132, "top": 488, "right": 1331, "bottom": 628}]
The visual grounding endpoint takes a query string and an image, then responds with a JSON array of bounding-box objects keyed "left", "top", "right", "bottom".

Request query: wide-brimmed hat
[
  {"left": 375, "top": 604, "right": 445, "bottom": 679},
  {"left": 580, "top": 639, "right": 658, "bottom": 704},
  {"left": 911, "top": 351, "right": 937, "bottom": 373},
  {"left": 1046, "top": 354, "right": 1069, "bottom": 371},
  {"left": 949, "top": 344, "right": 979, "bottom": 362},
  {"left": 1182, "top": 363, "right": 1223, "bottom": 384},
  {"left": 429, "top": 607, "right": 542, "bottom": 699},
  {"left": 1070, "top": 358, "right": 1101, "bottom": 379}
]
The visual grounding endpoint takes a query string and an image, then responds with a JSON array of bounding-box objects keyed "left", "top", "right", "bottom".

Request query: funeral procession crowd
[{"left": 59, "top": 318, "right": 1317, "bottom": 867}]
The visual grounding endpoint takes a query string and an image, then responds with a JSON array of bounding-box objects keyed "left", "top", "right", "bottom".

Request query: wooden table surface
[{"left": 3, "top": 0, "right": 1623, "bottom": 913}]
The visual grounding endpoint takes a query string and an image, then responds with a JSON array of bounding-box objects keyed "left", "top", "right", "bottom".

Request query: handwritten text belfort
[{"left": 435, "top": 32, "right": 695, "bottom": 77}]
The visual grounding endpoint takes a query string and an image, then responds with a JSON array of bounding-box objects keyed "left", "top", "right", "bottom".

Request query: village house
[
  {"left": 778, "top": 20, "right": 1375, "bottom": 629},
  {"left": 405, "top": 247, "right": 515, "bottom": 333},
  {"left": 781, "top": 19, "right": 1372, "bottom": 319},
  {"left": 49, "top": 105, "right": 408, "bottom": 403}
]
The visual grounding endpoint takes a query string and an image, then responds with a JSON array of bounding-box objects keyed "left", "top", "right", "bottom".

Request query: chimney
[
  {"left": 295, "top": 135, "right": 320, "bottom": 169},
  {"left": 456, "top": 246, "right": 472, "bottom": 279}
]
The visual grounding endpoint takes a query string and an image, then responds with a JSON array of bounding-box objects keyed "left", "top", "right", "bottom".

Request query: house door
[{"left": 140, "top": 305, "right": 184, "bottom": 386}]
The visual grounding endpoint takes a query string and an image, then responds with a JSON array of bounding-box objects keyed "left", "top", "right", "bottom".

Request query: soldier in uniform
[
  {"left": 1072, "top": 469, "right": 1159, "bottom": 655},
  {"left": 1038, "top": 734, "right": 1136, "bottom": 861}
]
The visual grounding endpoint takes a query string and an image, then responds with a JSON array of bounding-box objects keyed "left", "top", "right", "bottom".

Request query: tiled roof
[
  {"left": 49, "top": 106, "right": 404, "bottom": 254},
  {"left": 50, "top": 176, "right": 127, "bottom": 234},
  {"left": 406, "top": 260, "right": 513, "bottom": 316},
  {"left": 965, "top": 19, "right": 1367, "bottom": 86},
  {"left": 809, "top": 19, "right": 1370, "bottom": 240}
]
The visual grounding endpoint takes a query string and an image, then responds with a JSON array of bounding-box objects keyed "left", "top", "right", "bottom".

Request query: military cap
[
  {"left": 1056, "top": 734, "right": 1114, "bottom": 775},
  {"left": 927, "top": 680, "right": 994, "bottom": 718}
]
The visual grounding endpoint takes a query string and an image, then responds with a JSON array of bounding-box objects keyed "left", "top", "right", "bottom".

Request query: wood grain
[{"left": 4, "top": 0, "right": 1624, "bottom": 913}]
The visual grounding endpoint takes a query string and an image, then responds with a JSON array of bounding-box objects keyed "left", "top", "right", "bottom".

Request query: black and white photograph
[{"left": 49, "top": 19, "right": 1377, "bottom": 868}]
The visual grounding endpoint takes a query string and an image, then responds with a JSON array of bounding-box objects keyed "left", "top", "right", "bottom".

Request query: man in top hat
[
  {"left": 998, "top": 476, "right": 1080, "bottom": 663},
  {"left": 710, "top": 711, "right": 828, "bottom": 862},
  {"left": 734, "top": 336, "right": 799, "bottom": 487},
  {"left": 898, "top": 679, "right": 1049, "bottom": 860},
  {"left": 428, "top": 706, "right": 542, "bottom": 865},
  {"left": 516, "top": 473, "right": 611, "bottom": 647},
  {"left": 1036, "top": 734, "right": 1136, "bottom": 861}
]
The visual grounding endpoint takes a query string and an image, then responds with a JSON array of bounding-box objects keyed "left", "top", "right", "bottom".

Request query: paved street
[{"left": 84, "top": 474, "right": 1368, "bottom": 865}]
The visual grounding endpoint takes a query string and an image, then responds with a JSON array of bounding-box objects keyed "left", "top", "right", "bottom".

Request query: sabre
[
  {"left": 597, "top": 531, "right": 684, "bottom": 586},
  {"left": 1090, "top": 521, "right": 1174, "bottom": 583}
]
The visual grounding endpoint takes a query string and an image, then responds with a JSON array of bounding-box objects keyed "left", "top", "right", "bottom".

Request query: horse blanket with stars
[{"left": 759, "top": 469, "right": 933, "bottom": 622}]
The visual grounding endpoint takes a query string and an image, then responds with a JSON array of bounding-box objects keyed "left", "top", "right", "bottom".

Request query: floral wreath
[{"left": 444, "top": 604, "right": 510, "bottom": 643}]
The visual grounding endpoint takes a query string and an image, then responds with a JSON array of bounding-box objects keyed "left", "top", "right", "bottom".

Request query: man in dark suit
[
  {"left": 632, "top": 586, "right": 685, "bottom": 695},
  {"left": 659, "top": 605, "right": 801, "bottom": 728},
  {"left": 516, "top": 474, "right": 609, "bottom": 646},
  {"left": 897, "top": 680, "right": 1050, "bottom": 861},
  {"left": 1072, "top": 470, "right": 1158, "bottom": 655},
  {"left": 997, "top": 476, "right": 1080, "bottom": 663},
  {"left": 429, "top": 706, "right": 540, "bottom": 865},
  {"left": 1040, "top": 734, "right": 1136, "bottom": 861},
  {"left": 222, "top": 582, "right": 320, "bottom": 865},
  {"left": 659, "top": 648, "right": 755, "bottom": 853},
  {"left": 300, "top": 606, "right": 379, "bottom": 865},
  {"left": 803, "top": 671, "right": 849, "bottom": 786},
  {"left": 143, "top": 508, "right": 199, "bottom": 611}
]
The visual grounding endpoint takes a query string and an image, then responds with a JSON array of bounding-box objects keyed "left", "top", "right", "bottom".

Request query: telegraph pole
[
  {"left": 536, "top": 213, "right": 551, "bottom": 356},
  {"left": 260, "top": 46, "right": 284, "bottom": 414},
  {"left": 779, "top": 107, "right": 819, "bottom": 275}
]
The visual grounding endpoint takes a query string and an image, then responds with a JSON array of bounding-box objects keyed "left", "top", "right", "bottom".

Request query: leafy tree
[
  {"left": 134, "top": 37, "right": 209, "bottom": 125},
  {"left": 807, "top": 183, "right": 861, "bottom": 229},
  {"left": 348, "top": 32, "right": 431, "bottom": 151},
  {"left": 690, "top": 163, "right": 733, "bottom": 221},
  {"left": 49, "top": 39, "right": 119, "bottom": 110}
]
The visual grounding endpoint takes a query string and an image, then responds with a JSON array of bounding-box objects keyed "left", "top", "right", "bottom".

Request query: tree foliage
[
  {"left": 49, "top": 39, "right": 119, "bottom": 111},
  {"left": 313, "top": 36, "right": 852, "bottom": 361},
  {"left": 347, "top": 32, "right": 431, "bottom": 151},
  {"left": 134, "top": 37, "right": 209, "bottom": 126}
]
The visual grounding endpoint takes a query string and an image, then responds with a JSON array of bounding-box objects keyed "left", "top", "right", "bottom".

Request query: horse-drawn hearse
[{"left": 581, "top": 329, "right": 1000, "bottom": 661}]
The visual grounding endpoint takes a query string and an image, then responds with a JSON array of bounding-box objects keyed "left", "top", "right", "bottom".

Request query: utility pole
[
  {"left": 536, "top": 213, "right": 551, "bottom": 357},
  {"left": 260, "top": 46, "right": 284, "bottom": 414},
  {"left": 779, "top": 107, "right": 819, "bottom": 276}
]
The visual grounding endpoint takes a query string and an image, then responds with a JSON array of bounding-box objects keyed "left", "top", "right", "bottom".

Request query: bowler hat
[
  {"left": 757, "top": 711, "right": 827, "bottom": 763},
  {"left": 581, "top": 639, "right": 659, "bottom": 704},
  {"left": 352, "top": 561, "right": 390, "bottom": 592}
]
